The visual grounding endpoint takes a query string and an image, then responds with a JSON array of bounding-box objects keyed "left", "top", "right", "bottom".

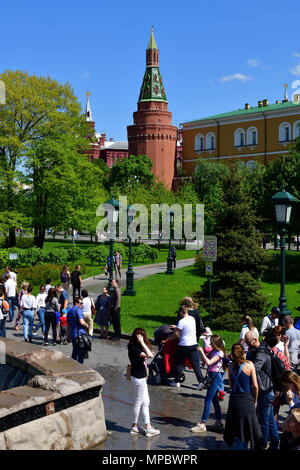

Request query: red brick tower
[{"left": 127, "top": 28, "right": 177, "bottom": 189}]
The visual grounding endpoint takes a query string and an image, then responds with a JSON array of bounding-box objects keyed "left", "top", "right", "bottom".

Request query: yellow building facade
[{"left": 181, "top": 94, "right": 300, "bottom": 175}]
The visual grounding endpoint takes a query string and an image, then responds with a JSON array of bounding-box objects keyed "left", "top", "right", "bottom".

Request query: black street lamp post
[
  {"left": 104, "top": 196, "right": 120, "bottom": 295},
  {"left": 271, "top": 187, "right": 298, "bottom": 325},
  {"left": 124, "top": 203, "right": 137, "bottom": 296},
  {"left": 166, "top": 210, "right": 174, "bottom": 275}
]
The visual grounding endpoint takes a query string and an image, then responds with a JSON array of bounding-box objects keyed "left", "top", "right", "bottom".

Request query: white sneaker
[
  {"left": 196, "top": 382, "right": 204, "bottom": 391},
  {"left": 169, "top": 380, "right": 180, "bottom": 388},
  {"left": 145, "top": 427, "right": 160, "bottom": 437},
  {"left": 130, "top": 426, "right": 139, "bottom": 435},
  {"left": 190, "top": 422, "right": 206, "bottom": 433}
]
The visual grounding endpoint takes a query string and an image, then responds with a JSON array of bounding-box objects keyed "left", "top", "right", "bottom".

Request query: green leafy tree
[
  {"left": 108, "top": 155, "right": 155, "bottom": 192},
  {"left": 196, "top": 164, "right": 270, "bottom": 330},
  {"left": 0, "top": 70, "right": 91, "bottom": 246},
  {"left": 24, "top": 132, "right": 107, "bottom": 248}
]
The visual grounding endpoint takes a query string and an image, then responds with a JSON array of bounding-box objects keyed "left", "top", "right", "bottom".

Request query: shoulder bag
[{"left": 75, "top": 309, "right": 92, "bottom": 352}]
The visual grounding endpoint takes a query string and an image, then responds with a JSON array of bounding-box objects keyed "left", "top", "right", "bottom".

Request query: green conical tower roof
[
  {"left": 138, "top": 27, "right": 168, "bottom": 103},
  {"left": 147, "top": 26, "right": 158, "bottom": 50}
]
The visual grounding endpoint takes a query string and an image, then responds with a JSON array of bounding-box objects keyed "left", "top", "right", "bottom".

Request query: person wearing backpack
[{"left": 253, "top": 328, "right": 283, "bottom": 450}]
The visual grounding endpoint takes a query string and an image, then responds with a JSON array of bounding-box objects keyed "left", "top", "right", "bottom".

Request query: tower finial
[
  {"left": 147, "top": 26, "right": 158, "bottom": 50},
  {"left": 85, "top": 90, "right": 93, "bottom": 121},
  {"left": 283, "top": 83, "right": 288, "bottom": 102}
]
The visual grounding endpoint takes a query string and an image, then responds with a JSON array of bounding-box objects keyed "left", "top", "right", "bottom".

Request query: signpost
[
  {"left": 9, "top": 253, "right": 17, "bottom": 271},
  {"left": 202, "top": 236, "right": 217, "bottom": 329}
]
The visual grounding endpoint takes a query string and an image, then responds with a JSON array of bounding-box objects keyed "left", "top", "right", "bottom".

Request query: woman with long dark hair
[
  {"left": 128, "top": 328, "right": 160, "bottom": 437},
  {"left": 224, "top": 343, "right": 264, "bottom": 450}
]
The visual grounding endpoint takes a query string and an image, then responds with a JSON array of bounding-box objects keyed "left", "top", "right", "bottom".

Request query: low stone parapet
[{"left": 0, "top": 338, "right": 106, "bottom": 450}]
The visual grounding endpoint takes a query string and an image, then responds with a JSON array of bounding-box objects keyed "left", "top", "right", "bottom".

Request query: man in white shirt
[
  {"left": 260, "top": 307, "right": 280, "bottom": 336},
  {"left": 4, "top": 273, "right": 17, "bottom": 322},
  {"left": 169, "top": 306, "right": 204, "bottom": 388}
]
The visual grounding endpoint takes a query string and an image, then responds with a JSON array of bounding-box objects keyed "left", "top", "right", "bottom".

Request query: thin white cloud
[
  {"left": 245, "top": 58, "right": 262, "bottom": 67},
  {"left": 290, "top": 64, "right": 300, "bottom": 76},
  {"left": 293, "top": 53, "right": 300, "bottom": 58},
  {"left": 77, "top": 71, "right": 90, "bottom": 80},
  {"left": 219, "top": 73, "right": 252, "bottom": 83}
]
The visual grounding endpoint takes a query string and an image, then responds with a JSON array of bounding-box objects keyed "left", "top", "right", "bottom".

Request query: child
[
  {"left": 45, "top": 279, "right": 53, "bottom": 294},
  {"left": 60, "top": 309, "right": 68, "bottom": 345},
  {"left": 200, "top": 327, "right": 212, "bottom": 357}
]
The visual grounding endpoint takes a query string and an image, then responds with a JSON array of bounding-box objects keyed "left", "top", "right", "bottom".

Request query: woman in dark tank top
[{"left": 224, "top": 343, "right": 264, "bottom": 450}]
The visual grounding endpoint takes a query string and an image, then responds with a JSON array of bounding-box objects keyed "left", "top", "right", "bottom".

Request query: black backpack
[{"left": 266, "top": 349, "right": 286, "bottom": 392}]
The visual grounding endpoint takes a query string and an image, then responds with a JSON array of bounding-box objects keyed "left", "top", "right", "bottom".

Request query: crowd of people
[
  {"left": 0, "top": 262, "right": 299, "bottom": 449},
  {"left": 127, "top": 301, "right": 300, "bottom": 448}
]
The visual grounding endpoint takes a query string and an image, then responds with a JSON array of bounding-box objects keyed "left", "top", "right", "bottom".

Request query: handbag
[
  {"left": 202, "top": 356, "right": 223, "bottom": 389},
  {"left": 126, "top": 364, "right": 131, "bottom": 380},
  {"left": 91, "top": 298, "right": 96, "bottom": 316},
  {"left": 75, "top": 309, "right": 92, "bottom": 352}
]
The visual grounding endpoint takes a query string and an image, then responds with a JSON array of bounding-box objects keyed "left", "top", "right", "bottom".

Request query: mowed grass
[{"left": 120, "top": 265, "right": 205, "bottom": 338}]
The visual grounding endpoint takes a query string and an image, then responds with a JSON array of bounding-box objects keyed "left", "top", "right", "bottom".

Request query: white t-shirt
[
  {"left": 20, "top": 294, "right": 36, "bottom": 310},
  {"left": 177, "top": 315, "right": 197, "bottom": 346},
  {"left": 260, "top": 314, "right": 278, "bottom": 335},
  {"left": 239, "top": 326, "right": 259, "bottom": 351},
  {"left": 35, "top": 292, "right": 47, "bottom": 310},
  {"left": 82, "top": 297, "right": 92, "bottom": 315},
  {"left": 4, "top": 278, "right": 16, "bottom": 297}
]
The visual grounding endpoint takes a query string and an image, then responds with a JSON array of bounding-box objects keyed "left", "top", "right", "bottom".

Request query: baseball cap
[{"left": 271, "top": 307, "right": 280, "bottom": 316}]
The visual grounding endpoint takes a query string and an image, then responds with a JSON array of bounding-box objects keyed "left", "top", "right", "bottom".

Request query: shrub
[
  {"left": 131, "top": 245, "right": 158, "bottom": 263},
  {"left": 261, "top": 250, "right": 300, "bottom": 283},
  {"left": 16, "top": 237, "right": 35, "bottom": 249},
  {"left": 86, "top": 245, "right": 109, "bottom": 265},
  {"left": 67, "top": 246, "right": 83, "bottom": 261},
  {"left": 47, "top": 248, "right": 68, "bottom": 264},
  {"left": 19, "top": 247, "right": 49, "bottom": 265},
  {"left": 0, "top": 250, "right": 9, "bottom": 269}
]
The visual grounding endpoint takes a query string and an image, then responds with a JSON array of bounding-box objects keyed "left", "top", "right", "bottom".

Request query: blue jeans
[
  {"left": 201, "top": 372, "right": 223, "bottom": 423},
  {"left": 35, "top": 307, "right": 45, "bottom": 334},
  {"left": 71, "top": 338, "right": 84, "bottom": 364},
  {"left": 8, "top": 297, "right": 15, "bottom": 322},
  {"left": 23, "top": 309, "right": 34, "bottom": 340},
  {"left": 257, "top": 391, "right": 279, "bottom": 450},
  {"left": 0, "top": 317, "right": 6, "bottom": 337}
]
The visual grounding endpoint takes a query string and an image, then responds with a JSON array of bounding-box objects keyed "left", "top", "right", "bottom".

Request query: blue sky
[{"left": 1, "top": 0, "right": 300, "bottom": 141}]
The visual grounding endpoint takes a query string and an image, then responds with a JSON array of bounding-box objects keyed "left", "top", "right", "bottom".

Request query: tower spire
[
  {"left": 85, "top": 90, "right": 93, "bottom": 121},
  {"left": 147, "top": 26, "right": 158, "bottom": 50},
  {"left": 283, "top": 83, "right": 288, "bottom": 103},
  {"left": 139, "top": 27, "right": 167, "bottom": 103}
]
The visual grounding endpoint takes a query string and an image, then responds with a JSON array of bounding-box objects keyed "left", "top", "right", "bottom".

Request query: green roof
[
  {"left": 147, "top": 26, "right": 158, "bottom": 50},
  {"left": 138, "top": 66, "right": 167, "bottom": 103},
  {"left": 184, "top": 100, "right": 300, "bottom": 124}
]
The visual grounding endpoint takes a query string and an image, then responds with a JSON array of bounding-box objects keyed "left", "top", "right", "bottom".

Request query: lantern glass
[{"left": 274, "top": 204, "right": 292, "bottom": 225}]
